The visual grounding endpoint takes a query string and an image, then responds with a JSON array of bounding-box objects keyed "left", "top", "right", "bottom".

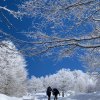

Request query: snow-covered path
[
  {"left": 34, "top": 93, "right": 71, "bottom": 100},
  {"left": 1, "top": 92, "right": 100, "bottom": 100},
  {"left": 34, "top": 92, "right": 100, "bottom": 100}
]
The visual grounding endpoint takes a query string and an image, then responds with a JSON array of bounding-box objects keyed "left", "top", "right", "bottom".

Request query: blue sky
[{"left": 0, "top": 0, "right": 91, "bottom": 78}]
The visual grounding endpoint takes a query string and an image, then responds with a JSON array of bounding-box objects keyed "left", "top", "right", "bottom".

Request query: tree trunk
[{"left": 62, "top": 91, "right": 64, "bottom": 97}]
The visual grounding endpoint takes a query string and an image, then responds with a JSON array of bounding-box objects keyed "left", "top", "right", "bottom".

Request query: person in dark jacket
[
  {"left": 52, "top": 88, "right": 60, "bottom": 100},
  {"left": 46, "top": 86, "right": 52, "bottom": 100}
]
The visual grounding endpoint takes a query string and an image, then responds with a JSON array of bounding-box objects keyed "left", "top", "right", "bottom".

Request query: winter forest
[{"left": 0, "top": 0, "right": 100, "bottom": 100}]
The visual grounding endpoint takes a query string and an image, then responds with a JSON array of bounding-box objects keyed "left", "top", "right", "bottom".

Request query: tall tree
[{"left": 0, "top": 41, "right": 28, "bottom": 97}]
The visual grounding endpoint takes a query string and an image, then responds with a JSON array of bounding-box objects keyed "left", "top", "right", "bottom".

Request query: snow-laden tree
[
  {"left": 81, "top": 50, "right": 100, "bottom": 73},
  {"left": 73, "top": 70, "right": 96, "bottom": 93},
  {"left": 86, "top": 76, "right": 96, "bottom": 93},
  {"left": 81, "top": 50, "right": 100, "bottom": 91},
  {"left": 47, "top": 74, "right": 59, "bottom": 89},
  {"left": 0, "top": 41, "right": 28, "bottom": 97},
  {"left": 30, "top": 69, "right": 96, "bottom": 97},
  {"left": 54, "top": 69, "right": 74, "bottom": 97},
  {"left": 73, "top": 70, "right": 88, "bottom": 93},
  {"left": 28, "top": 76, "right": 43, "bottom": 93}
]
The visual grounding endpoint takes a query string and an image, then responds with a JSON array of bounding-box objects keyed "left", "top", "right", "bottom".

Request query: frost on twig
[
  {"left": 0, "top": 0, "right": 100, "bottom": 58},
  {"left": 0, "top": 6, "right": 25, "bottom": 19}
]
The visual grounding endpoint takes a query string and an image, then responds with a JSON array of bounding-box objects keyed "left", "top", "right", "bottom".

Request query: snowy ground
[
  {"left": 34, "top": 92, "right": 100, "bottom": 100},
  {"left": 1, "top": 92, "right": 100, "bottom": 100}
]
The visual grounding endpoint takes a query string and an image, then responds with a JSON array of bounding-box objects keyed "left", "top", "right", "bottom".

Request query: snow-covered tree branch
[{"left": 0, "top": 0, "right": 100, "bottom": 58}]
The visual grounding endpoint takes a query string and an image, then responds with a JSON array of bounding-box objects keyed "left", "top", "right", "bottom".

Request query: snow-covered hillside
[{"left": 1, "top": 92, "right": 100, "bottom": 100}]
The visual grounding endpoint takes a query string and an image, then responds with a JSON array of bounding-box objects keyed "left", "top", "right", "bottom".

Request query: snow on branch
[
  {"left": 0, "top": 0, "right": 100, "bottom": 57},
  {"left": 0, "top": 6, "right": 24, "bottom": 19}
]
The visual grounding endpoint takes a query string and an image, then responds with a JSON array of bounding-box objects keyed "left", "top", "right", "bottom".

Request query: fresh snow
[
  {"left": 34, "top": 92, "right": 100, "bottom": 100},
  {"left": 1, "top": 92, "right": 100, "bottom": 100},
  {"left": 0, "top": 94, "right": 21, "bottom": 100},
  {"left": 0, "top": 93, "right": 34, "bottom": 100}
]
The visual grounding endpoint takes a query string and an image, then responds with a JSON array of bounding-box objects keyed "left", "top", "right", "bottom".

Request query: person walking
[
  {"left": 46, "top": 86, "right": 52, "bottom": 100},
  {"left": 52, "top": 88, "right": 60, "bottom": 100}
]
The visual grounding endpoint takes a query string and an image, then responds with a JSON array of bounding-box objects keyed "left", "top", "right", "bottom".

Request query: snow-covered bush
[{"left": 0, "top": 41, "right": 28, "bottom": 97}]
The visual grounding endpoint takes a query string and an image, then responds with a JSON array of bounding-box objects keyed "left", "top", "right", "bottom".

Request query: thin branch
[
  {"left": 0, "top": 6, "right": 24, "bottom": 18},
  {"left": 64, "top": 0, "right": 95, "bottom": 10},
  {"left": 0, "top": 11, "right": 16, "bottom": 29}
]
